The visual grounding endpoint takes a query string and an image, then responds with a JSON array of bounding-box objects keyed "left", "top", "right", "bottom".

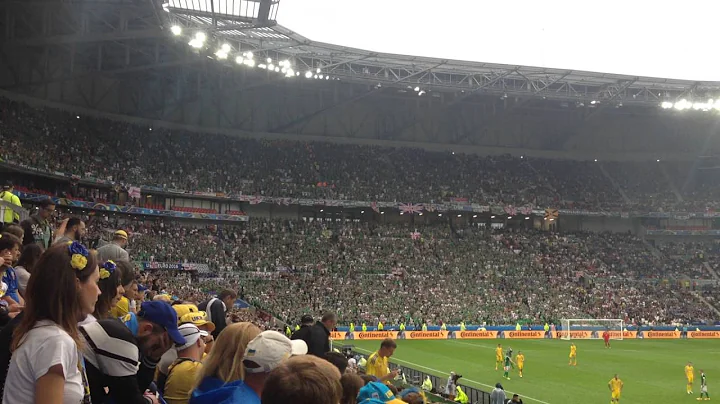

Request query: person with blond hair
[
  {"left": 190, "top": 322, "right": 261, "bottom": 404},
  {"left": 262, "top": 355, "right": 342, "bottom": 404}
]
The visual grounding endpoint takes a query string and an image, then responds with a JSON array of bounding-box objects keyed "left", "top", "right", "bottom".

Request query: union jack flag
[
  {"left": 399, "top": 203, "right": 424, "bottom": 214},
  {"left": 249, "top": 196, "right": 264, "bottom": 205},
  {"left": 519, "top": 206, "right": 533, "bottom": 215},
  {"left": 504, "top": 205, "right": 517, "bottom": 216}
]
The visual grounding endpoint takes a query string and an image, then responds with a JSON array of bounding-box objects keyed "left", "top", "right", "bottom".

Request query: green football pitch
[{"left": 351, "top": 338, "right": 720, "bottom": 404}]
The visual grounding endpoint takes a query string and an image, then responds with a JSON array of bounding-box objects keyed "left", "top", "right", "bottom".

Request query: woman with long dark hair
[
  {"left": 88, "top": 260, "right": 125, "bottom": 322},
  {"left": 3, "top": 241, "right": 100, "bottom": 404},
  {"left": 14, "top": 243, "right": 43, "bottom": 297}
]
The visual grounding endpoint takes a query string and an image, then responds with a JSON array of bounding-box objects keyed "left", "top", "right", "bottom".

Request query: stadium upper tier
[{"left": 1, "top": 98, "right": 719, "bottom": 213}]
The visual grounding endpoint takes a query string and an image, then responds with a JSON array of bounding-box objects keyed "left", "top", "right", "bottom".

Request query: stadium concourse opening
[{"left": 2, "top": 0, "right": 720, "bottom": 404}]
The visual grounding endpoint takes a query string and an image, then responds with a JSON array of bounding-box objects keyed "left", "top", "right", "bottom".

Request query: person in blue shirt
[
  {"left": 0, "top": 233, "right": 24, "bottom": 311},
  {"left": 190, "top": 328, "right": 307, "bottom": 404}
]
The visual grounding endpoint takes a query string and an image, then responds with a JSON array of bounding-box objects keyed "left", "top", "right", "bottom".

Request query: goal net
[{"left": 560, "top": 319, "right": 625, "bottom": 340}]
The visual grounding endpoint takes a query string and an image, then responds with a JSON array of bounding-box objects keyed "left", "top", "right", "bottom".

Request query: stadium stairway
[
  {"left": 598, "top": 163, "right": 632, "bottom": 205},
  {"left": 703, "top": 262, "right": 720, "bottom": 281},
  {"left": 691, "top": 291, "right": 720, "bottom": 318}
]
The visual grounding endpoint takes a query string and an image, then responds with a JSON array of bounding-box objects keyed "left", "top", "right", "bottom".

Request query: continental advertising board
[
  {"left": 330, "top": 332, "right": 347, "bottom": 340},
  {"left": 401, "top": 331, "right": 449, "bottom": 340},
  {"left": 642, "top": 330, "right": 681, "bottom": 339},
  {"left": 454, "top": 331, "right": 499, "bottom": 339},
  {"left": 352, "top": 331, "right": 400, "bottom": 340},
  {"left": 553, "top": 331, "right": 593, "bottom": 339},
  {"left": 503, "top": 330, "right": 546, "bottom": 339},
  {"left": 687, "top": 331, "right": 720, "bottom": 339}
]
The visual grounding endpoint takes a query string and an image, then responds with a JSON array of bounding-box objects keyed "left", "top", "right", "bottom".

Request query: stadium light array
[
  {"left": 171, "top": 25, "right": 182, "bottom": 36},
  {"left": 661, "top": 99, "right": 720, "bottom": 111}
]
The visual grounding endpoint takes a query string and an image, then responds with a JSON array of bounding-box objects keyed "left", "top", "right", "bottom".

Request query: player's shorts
[
  {"left": 688, "top": 376, "right": 694, "bottom": 384},
  {"left": 518, "top": 365, "right": 524, "bottom": 371},
  {"left": 496, "top": 356, "right": 503, "bottom": 362},
  {"left": 611, "top": 390, "right": 621, "bottom": 400},
  {"left": 569, "top": 354, "right": 576, "bottom": 359},
  {"left": 504, "top": 366, "right": 510, "bottom": 372},
  {"left": 702, "top": 385, "right": 708, "bottom": 393}
]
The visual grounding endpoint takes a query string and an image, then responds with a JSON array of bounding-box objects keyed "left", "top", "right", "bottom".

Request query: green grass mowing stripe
[{"left": 351, "top": 339, "right": 720, "bottom": 404}]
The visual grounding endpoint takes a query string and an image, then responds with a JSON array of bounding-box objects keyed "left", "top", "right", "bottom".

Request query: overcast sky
[{"left": 278, "top": 0, "right": 717, "bottom": 81}]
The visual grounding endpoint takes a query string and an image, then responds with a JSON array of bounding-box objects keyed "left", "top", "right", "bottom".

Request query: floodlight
[
  {"left": 258, "top": 64, "right": 267, "bottom": 69},
  {"left": 660, "top": 102, "right": 673, "bottom": 109},
  {"left": 236, "top": 56, "right": 244, "bottom": 64},
  {"left": 287, "top": 69, "right": 294, "bottom": 76},
  {"left": 195, "top": 32, "right": 207, "bottom": 42},
  {"left": 326, "top": 76, "right": 330, "bottom": 80},
  {"left": 316, "top": 68, "right": 321, "bottom": 73},
  {"left": 188, "top": 39, "right": 203, "bottom": 49},
  {"left": 414, "top": 86, "right": 420, "bottom": 92},
  {"left": 267, "top": 57, "right": 272, "bottom": 63},
  {"left": 268, "top": 64, "right": 275, "bottom": 71},
  {"left": 245, "top": 59, "right": 256, "bottom": 67},
  {"left": 281, "top": 60, "right": 289, "bottom": 67},
  {"left": 314, "top": 75, "right": 318, "bottom": 79},
  {"left": 274, "top": 67, "right": 280, "bottom": 72},
  {"left": 171, "top": 25, "right": 182, "bottom": 36},
  {"left": 246, "top": 51, "right": 254, "bottom": 59},
  {"left": 215, "top": 50, "right": 228, "bottom": 60},
  {"left": 318, "top": 75, "right": 324, "bottom": 79},
  {"left": 221, "top": 43, "right": 231, "bottom": 52},
  {"left": 305, "top": 71, "right": 313, "bottom": 78}
]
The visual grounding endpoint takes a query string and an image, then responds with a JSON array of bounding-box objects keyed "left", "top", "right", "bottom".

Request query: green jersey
[
  {"left": 504, "top": 355, "right": 512, "bottom": 367},
  {"left": 702, "top": 372, "right": 707, "bottom": 387}
]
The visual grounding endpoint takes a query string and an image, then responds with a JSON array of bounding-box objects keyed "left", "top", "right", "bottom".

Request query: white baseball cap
[
  {"left": 175, "top": 323, "right": 209, "bottom": 351},
  {"left": 243, "top": 330, "right": 308, "bottom": 373}
]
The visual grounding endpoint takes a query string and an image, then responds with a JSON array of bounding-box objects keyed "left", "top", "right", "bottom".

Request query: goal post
[{"left": 560, "top": 319, "right": 625, "bottom": 340}]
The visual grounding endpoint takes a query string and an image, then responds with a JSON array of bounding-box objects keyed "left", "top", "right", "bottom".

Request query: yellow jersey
[
  {"left": 686, "top": 366, "right": 695, "bottom": 380},
  {"left": 609, "top": 378, "right": 623, "bottom": 392},
  {"left": 495, "top": 347, "right": 503, "bottom": 360},
  {"left": 366, "top": 351, "right": 389, "bottom": 379},
  {"left": 111, "top": 296, "right": 130, "bottom": 318},
  {"left": 569, "top": 345, "right": 577, "bottom": 357},
  {"left": 164, "top": 359, "right": 203, "bottom": 404},
  {"left": 516, "top": 354, "right": 525, "bottom": 368}
]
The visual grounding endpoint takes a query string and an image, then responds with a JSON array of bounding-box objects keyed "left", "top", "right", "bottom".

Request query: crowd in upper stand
[{"left": 2, "top": 98, "right": 720, "bottom": 212}]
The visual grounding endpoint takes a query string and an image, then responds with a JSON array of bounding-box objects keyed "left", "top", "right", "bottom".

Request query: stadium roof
[{"left": 164, "top": 1, "right": 720, "bottom": 109}]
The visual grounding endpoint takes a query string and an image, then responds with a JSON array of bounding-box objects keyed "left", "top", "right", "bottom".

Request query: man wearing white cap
[
  {"left": 163, "top": 323, "right": 208, "bottom": 404},
  {"left": 243, "top": 330, "right": 308, "bottom": 399},
  {"left": 190, "top": 330, "right": 307, "bottom": 404}
]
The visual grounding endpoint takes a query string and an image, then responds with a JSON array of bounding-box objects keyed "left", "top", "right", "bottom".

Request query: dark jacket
[
  {"left": 198, "top": 298, "right": 228, "bottom": 339},
  {"left": 0, "top": 311, "right": 23, "bottom": 398},
  {"left": 81, "top": 318, "right": 156, "bottom": 404},
  {"left": 290, "top": 324, "right": 312, "bottom": 345},
  {"left": 305, "top": 321, "right": 331, "bottom": 357}
]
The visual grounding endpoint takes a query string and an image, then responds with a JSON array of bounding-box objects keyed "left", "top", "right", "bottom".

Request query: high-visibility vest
[
  {"left": 440, "top": 323, "right": 447, "bottom": 331},
  {"left": 0, "top": 191, "right": 20, "bottom": 223},
  {"left": 400, "top": 323, "right": 406, "bottom": 331},
  {"left": 455, "top": 386, "right": 469, "bottom": 403},
  {"left": 422, "top": 377, "right": 432, "bottom": 391},
  {"left": 422, "top": 324, "right": 427, "bottom": 331},
  {"left": 362, "top": 323, "right": 367, "bottom": 332},
  {"left": 460, "top": 322, "right": 466, "bottom": 331},
  {"left": 378, "top": 322, "right": 384, "bottom": 331},
  {"left": 349, "top": 323, "right": 355, "bottom": 333}
]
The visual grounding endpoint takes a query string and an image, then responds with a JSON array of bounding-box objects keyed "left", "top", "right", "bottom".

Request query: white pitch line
[{"left": 354, "top": 347, "right": 551, "bottom": 404}]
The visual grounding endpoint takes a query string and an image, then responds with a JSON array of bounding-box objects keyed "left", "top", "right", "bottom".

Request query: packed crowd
[
  {"left": 1, "top": 98, "right": 719, "bottom": 212},
  {"left": 26, "top": 203, "right": 715, "bottom": 327}
]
